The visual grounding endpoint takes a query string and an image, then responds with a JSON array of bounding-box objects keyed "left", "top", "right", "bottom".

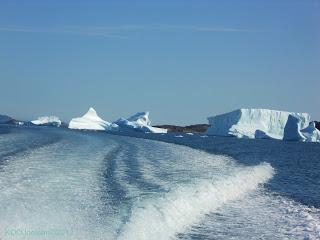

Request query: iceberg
[
  {"left": 69, "top": 107, "right": 115, "bottom": 131},
  {"left": 206, "top": 109, "right": 310, "bottom": 140},
  {"left": 114, "top": 112, "right": 167, "bottom": 133},
  {"left": 283, "top": 115, "right": 307, "bottom": 141},
  {"left": 301, "top": 122, "right": 320, "bottom": 143},
  {"left": 31, "top": 116, "right": 62, "bottom": 127}
]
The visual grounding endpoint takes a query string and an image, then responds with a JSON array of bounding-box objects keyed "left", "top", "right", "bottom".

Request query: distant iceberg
[
  {"left": 31, "top": 116, "right": 62, "bottom": 127},
  {"left": 69, "top": 107, "right": 115, "bottom": 131},
  {"left": 114, "top": 112, "right": 167, "bottom": 133},
  {"left": 206, "top": 109, "right": 310, "bottom": 140}
]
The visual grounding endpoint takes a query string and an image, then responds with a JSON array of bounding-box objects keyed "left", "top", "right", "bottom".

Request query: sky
[{"left": 0, "top": 0, "right": 319, "bottom": 125}]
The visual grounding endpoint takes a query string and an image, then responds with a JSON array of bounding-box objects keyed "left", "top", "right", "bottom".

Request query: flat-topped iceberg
[
  {"left": 31, "top": 116, "right": 62, "bottom": 127},
  {"left": 206, "top": 109, "right": 310, "bottom": 140},
  {"left": 69, "top": 107, "right": 115, "bottom": 131},
  {"left": 114, "top": 112, "right": 167, "bottom": 133}
]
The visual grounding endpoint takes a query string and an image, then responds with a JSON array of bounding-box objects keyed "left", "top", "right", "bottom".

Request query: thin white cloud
[
  {"left": 92, "top": 24, "right": 254, "bottom": 32},
  {"left": 0, "top": 26, "right": 128, "bottom": 38},
  {"left": 0, "top": 24, "right": 255, "bottom": 38}
]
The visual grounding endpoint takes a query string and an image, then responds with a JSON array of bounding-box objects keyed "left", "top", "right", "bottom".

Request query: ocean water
[{"left": 0, "top": 126, "right": 319, "bottom": 240}]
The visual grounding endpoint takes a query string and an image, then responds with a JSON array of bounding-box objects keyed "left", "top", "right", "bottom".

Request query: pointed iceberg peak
[
  {"left": 86, "top": 107, "right": 97, "bottom": 115},
  {"left": 82, "top": 107, "right": 103, "bottom": 121},
  {"left": 69, "top": 107, "right": 115, "bottom": 131}
]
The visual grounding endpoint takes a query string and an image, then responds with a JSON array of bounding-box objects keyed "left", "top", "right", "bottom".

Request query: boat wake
[
  {"left": 119, "top": 163, "right": 274, "bottom": 240},
  {"left": 0, "top": 128, "right": 319, "bottom": 239}
]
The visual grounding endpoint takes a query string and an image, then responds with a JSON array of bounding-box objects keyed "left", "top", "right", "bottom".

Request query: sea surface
[{"left": 0, "top": 125, "right": 319, "bottom": 240}]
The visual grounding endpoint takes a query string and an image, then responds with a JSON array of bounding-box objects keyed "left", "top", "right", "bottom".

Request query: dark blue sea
[{"left": 0, "top": 125, "right": 319, "bottom": 239}]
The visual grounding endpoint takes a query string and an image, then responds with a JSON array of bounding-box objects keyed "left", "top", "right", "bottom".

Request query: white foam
[
  {"left": 0, "top": 133, "right": 120, "bottom": 240},
  {"left": 181, "top": 190, "right": 320, "bottom": 239},
  {"left": 119, "top": 163, "right": 274, "bottom": 240}
]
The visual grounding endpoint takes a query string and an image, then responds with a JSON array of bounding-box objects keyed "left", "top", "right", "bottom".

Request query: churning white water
[{"left": 0, "top": 127, "right": 319, "bottom": 239}]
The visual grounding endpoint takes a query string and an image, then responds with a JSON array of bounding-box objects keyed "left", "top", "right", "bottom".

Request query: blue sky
[{"left": 0, "top": 0, "right": 319, "bottom": 125}]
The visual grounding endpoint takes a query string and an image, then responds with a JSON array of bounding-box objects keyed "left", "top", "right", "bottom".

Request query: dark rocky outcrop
[
  {"left": 153, "top": 124, "right": 210, "bottom": 133},
  {"left": 315, "top": 121, "right": 320, "bottom": 131},
  {"left": 0, "top": 114, "right": 16, "bottom": 124}
]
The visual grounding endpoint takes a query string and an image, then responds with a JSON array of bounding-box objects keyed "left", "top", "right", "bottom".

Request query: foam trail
[
  {"left": 0, "top": 131, "right": 122, "bottom": 240},
  {"left": 119, "top": 162, "right": 274, "bottom": 240}
]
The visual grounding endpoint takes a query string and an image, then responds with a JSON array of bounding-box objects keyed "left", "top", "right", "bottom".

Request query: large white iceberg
[
  {"left": 31, "top": 116, "right": 62, "bottom": 127},
  {"left": 206, "top": 108, "right": 310, "bottom": 140},
  {"left": 114, "top": 112, "right": 167, "bottom": 133},
  {"left": 69, "top": 107, "right": 115, "bottom": 131}
]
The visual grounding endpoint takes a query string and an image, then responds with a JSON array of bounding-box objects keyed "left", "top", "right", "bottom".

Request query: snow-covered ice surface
[
  {"left": 206, "top": 108, "right": 310, "bottom": 140},
  {"left": 114, "top": 112, "right": 167, "bottom": 133},
  {"left": 0, "top": 126, "right": 320, "bottom": 240},
  {"left": 31, "top": 116, "right": 62, "bottom": 127},
  {"left": 69, "top": 107, "right": 115, "bottom": 131}
]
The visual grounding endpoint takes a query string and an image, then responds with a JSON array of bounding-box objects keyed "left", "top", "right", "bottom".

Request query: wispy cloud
[
  {"left": 0, "top": 25, "right": 128, "bottom": 38},
  {"left": 0, "top": 24, "right": 255, "bottom": 38}
]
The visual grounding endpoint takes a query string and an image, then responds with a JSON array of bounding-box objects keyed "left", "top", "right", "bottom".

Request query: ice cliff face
[
  {"left": 31, "top": 116, "right": 62, "bottom": 127},
  {"left": 300, "top": 122, "right": 320, "bottom": 143},
  {"left": 283, "top": 116, "right": 320, "bottom": 142},
  {"left": 283, "top": 115, "right": 307, "bottom": 141},
  {"left": 69, "top": 107, "right": 114, "bottom": 131},
  {"left": 206, "top": 109, "right": 310, "bottom": 140},
  {"left": 114, "top": 112, "right": 167, "bottom": 133}
]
